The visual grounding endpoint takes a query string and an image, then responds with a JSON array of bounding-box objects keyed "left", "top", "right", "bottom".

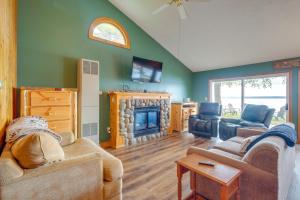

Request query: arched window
[{"left": 89, "top": 17, "right": 130, "bottom": 49}]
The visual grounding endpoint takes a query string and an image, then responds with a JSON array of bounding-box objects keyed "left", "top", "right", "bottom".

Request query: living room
[{"left": 0, "top": 0, "right": 299, "bottom": 199}]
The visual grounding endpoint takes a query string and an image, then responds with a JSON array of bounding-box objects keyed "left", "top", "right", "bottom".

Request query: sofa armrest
[
  {"left": 237, "top": 127, "right": 267, "bottom": 138},
  {"left": 187, "top": 146, "right": 247, "bottom": 168},
  {"left": 199, "top": 114, "right": 220, "bottom": 120},
  {"left": 0, "top": 153, "right": 104, "bottom": 199},
  {"left": 242, "top": 138, "right": 283, "bottom": 175},
  {"left": 3, "top": 152, "right": 103, "bottom": 185},
  {"left": 220, "top": 118, "right": 241, "bottom": 124},
  {"left": 187, "top": 146, "right": 276, "bottom": 177},
  {"left": 97, "top": 147, "right": 123, "bottom": 182}
]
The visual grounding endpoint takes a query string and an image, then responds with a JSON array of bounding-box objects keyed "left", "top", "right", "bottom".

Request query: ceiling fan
[{"left": 152, "top": 0, "right": 209, "bottom": 20}]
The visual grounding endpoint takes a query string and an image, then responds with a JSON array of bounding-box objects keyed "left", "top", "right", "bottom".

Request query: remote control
[{"left": 198, "top": 161, "right": 215, "bottom": 167}]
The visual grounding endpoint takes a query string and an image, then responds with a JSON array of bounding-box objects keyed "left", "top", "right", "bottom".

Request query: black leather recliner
[
  {"left": 219, "top": 104, "right": 275, "bottom": 141},
  {"left": 189, "top": 102, "right": 222, "bottom": 138}
]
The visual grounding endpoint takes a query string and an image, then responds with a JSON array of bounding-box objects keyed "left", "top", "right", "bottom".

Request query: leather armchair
[
  {"left": 189, "top": 102, "right": 222, "bottom": 138},
  {"left": 219, "top": 104, "right": 275, "bottom": 140}
]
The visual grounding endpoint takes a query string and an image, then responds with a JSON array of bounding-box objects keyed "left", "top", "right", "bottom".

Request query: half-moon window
[{"left": 89, "top": 17, "right": 130, "bottom": 49}]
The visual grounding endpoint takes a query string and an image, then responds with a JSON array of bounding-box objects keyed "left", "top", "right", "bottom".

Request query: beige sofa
[
  {"left": 188, "top": 127, "right": 296, "bottom": 200},
  {"left": 0, "top": 134, "right": 123, "bottom": 200}
]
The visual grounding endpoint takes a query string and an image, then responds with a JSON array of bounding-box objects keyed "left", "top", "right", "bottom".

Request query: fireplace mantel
[
  {"left": 109, "top": 91, "right": 171, "bottom": 99},
  {"left": 108, "top": 91, "right": 171, "bottom": 148}
]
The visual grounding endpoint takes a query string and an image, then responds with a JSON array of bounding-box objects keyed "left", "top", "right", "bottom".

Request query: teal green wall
[
  {"left": 17, "top": 0, "right": 193, "bottom": 141},
  {"left": 192, "top": 62, "right": 299, "bottom": 128}
]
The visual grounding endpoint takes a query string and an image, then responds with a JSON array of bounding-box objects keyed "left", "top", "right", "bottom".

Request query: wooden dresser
[
  {"left": 171, "top": 102, "right": 198, "bottom": 132},
  {"left": 20, "top": 87, "right": 77, "bottom": 139}
]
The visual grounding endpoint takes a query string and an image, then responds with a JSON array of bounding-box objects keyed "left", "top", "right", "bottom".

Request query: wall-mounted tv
[{"left": 131, "top": 56, "right": 163, "bottom": 83}]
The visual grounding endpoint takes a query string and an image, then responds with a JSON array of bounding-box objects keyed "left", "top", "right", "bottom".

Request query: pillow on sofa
[
  {"left": 11, "top": 132, "right": 64, "bottom": 169},
  {"left": 241, "top": 104, "right": 269, "bottom": 123},
  {"left": 240, "top": 135, "right": 259, "bottom": 154}
]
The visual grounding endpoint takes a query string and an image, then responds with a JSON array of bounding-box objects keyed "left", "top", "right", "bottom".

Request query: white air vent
[
  {"left": 78, "top": 58, "right": 100, "bottom": 144},
  {"left": 82, "top": 123, "right": 99, "bottom": 137}
]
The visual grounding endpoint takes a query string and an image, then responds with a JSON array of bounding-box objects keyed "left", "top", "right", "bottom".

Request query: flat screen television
[{"left": 131, "top": 56, "right": 163, "bottom": 83}]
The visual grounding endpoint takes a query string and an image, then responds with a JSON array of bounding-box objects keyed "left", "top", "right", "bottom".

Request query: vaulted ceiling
[{"left": 110, "top": 0, "right": 300, "bottom": 72}]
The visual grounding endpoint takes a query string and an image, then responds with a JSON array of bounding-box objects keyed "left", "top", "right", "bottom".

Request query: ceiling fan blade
[
  {"left": 177, "top": 5, "right": 187, "bottom": 19},
  {"left": 152, "top": 3, "right": 170, "bottom": 15}
]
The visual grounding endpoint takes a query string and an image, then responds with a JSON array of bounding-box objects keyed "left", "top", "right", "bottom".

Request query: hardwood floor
[
  {"left": 108, "top": 133, "right": 216, "bottom": 200},
  {"left": 108, "top": 133, "right": 300, "bottom": 200}
]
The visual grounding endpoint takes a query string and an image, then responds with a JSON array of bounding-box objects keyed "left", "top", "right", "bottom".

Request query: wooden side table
[{"left": 176, "top": 154, "right": 242, "bottom": 200}]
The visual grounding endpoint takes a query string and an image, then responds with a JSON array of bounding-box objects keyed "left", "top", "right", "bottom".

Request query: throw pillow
[
  {"left": 11, "top": 132, "right": 65, "bottom": 169},
  {"left": 240, "top": 135, "right": 259, "bottom": 154}
]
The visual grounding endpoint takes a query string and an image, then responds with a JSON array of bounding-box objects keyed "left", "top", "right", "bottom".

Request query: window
[
  {"left": 89, "top": 17, "right": 130, "bottom": 49},
  {"left": 210, "top": 73, "right": 289, "bottom": 126}
]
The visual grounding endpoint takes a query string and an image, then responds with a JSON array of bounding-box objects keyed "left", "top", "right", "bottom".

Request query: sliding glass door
[
  {"left": 211, "top": 79, "right": 242, "bottom": 119},
  {"left": 210, "top": 73, "right": 289, "bottom": 125}
]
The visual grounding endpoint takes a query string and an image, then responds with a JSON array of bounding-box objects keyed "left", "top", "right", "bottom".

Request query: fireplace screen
[
  {"left": 134, "top": 106, "right": 160, "bottom": 137},
  {"left": 135, "top": 112, "right": 147, "bottom": 131}
]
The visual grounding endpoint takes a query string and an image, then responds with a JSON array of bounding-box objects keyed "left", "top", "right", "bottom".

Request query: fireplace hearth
[{"left": 134, "top": 106, "right": 160, "bottom": 137}]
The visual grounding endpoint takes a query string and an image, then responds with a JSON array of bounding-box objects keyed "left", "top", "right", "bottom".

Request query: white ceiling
[{"left": 110, "top": 0, "right": 300, "bottom": 72}]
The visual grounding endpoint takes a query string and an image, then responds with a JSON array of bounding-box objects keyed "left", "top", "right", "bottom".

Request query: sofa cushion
[
  {"left": 213, "top": 140, "right": 244, "bottom": 156},
  {"left": 56, "top": 132, "right": 75, "bottom": 146},
  {"left": 63, "top": 138, "right": 123, "bottom": 182},
  {"left": 241, "top": 104, "right": 269, "bottom": 123},
  {"left": 11, "top": 132, "right": 65, "bottom": 169},
  {"left": 199, "top": 103, "right": 220, "bottom": 115},
  {"left": 240, "top": 120, "right": 266, "bottom": 128},
  {"left": 209, "top": 149, "right": 242, "bottom": 160},
  {"left": 228, "top": 136, "right": 245, "bottom": 144}
]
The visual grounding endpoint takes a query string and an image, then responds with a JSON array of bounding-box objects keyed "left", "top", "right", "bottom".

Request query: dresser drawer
[
  {"left": 30, "top": 91, "right": 72, "bottom": 106},
  {"left": 30, "top": 106, "right": 71, "bottom": 121},
  {"left": 48, "top": 120, "right": 72, "bottom": 133}
]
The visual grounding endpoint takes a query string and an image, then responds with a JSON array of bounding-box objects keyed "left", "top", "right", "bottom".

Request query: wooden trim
[
  {"left": 20, "top": 86, "right": 77, "bottom": 91},
  {"left": 0, "top": 0, "right": 17, "bottom": 150},
  {"left": 298, "top": 69, "right": 300, "bottom": 143},
  {"left": 100, "top": 140, "right": 112, "bottom": 149},
  {"left": 273, "top": 58, "right": 300, "bottom": 69},
  {"left": 108, "top": 91, "right": 171, "bottom": 98},
  {"left": 89, "top": 17, "right": 130, "bottom": 49},
  {"left": 288, "top": 70, "right": 293, "bottom": 122}
]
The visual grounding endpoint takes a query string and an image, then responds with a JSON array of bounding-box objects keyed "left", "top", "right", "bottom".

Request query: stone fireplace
[
  {"left": 109, "top": 92, "right": 171, "bottom": 148},
  {"left": 119, "top": 98, "right": 170, "bottom": 145}
]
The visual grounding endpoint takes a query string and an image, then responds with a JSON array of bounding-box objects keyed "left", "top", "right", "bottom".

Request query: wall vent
[
  {"left": 82, "top": 123, "right": 99, "bottom": 137},
  {"left": 78, "top": 58, "right": 100, "bottom": 144}
]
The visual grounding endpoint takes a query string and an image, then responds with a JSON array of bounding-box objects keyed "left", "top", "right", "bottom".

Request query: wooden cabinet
[
  {"left": 20, "top": 87, "right": 77, "bottom": 139},
  {"left": 171, "top": 102, "right": 198, "bottom": 132}
]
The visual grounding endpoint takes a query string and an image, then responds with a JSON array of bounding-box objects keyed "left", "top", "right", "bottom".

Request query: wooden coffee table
[{"left": 176, "top": 154, "right": 242, "bottom": 200}]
